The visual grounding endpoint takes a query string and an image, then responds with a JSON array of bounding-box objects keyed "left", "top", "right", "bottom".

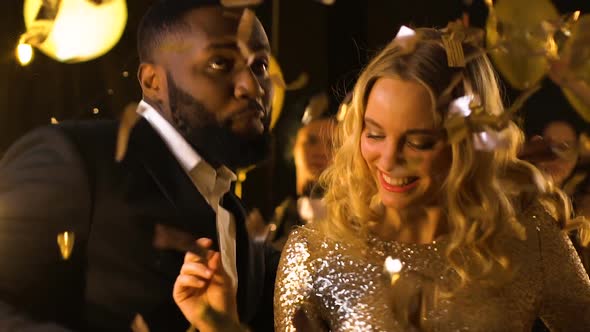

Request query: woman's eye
[
  {"left": 366, "top": 132, "right": 384, "bottom": 140},
  {"left": 406, "top": 139, "right": 436, "bottom": 150}
]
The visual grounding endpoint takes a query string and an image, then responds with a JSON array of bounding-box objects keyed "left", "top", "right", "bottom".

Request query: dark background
[{"left": 1, "top": 0, "right": 589, "bottom": 218}]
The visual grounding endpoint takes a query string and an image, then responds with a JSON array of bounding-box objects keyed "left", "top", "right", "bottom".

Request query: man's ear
[{"left": 137, "top": 63, "right": 167, "bottom": 104}]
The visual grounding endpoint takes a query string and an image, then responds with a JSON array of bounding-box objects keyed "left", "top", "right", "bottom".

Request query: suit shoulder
[
  {"left": 57, "top": 119, "right": 118, "bottom": 143},
  {"left": 1, "top": 124, "right": 83, "bottom": 166}
]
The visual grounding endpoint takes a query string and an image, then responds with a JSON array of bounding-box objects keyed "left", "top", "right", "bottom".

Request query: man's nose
[{"left": 234, "top": 67, "right": 264, "bottom": 100}]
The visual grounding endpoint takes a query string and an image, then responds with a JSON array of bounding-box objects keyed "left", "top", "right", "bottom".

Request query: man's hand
[{"left": 173, "top": 238, "right": 238, "bottom": 332}]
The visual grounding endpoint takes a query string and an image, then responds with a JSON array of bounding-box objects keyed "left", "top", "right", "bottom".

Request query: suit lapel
[
  {"left": 126, "top": 119, "right": 260, "bottom": 320},
  {"left": 126, "top": 119, "right": 218, "bottom": 243}
]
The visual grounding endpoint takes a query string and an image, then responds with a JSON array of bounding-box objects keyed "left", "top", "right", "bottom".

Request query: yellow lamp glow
[
  {"left": 16, "top": 42, "right": 34, "bottom": 66},
  {"left": 22, "top": 0, "right": 127, "bottom": 63}
]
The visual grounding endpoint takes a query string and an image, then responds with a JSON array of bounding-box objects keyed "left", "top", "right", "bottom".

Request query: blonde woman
[
  {"left": 271, "top": 27, "right": 590, "bottom": 331},
  {"left": 174, "top": 27, "right": 590, "bottom": 331}
]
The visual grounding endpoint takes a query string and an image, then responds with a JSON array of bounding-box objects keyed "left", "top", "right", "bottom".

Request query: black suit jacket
[{"left": 0, "top": 119, "right": 278, "bottom": 331}]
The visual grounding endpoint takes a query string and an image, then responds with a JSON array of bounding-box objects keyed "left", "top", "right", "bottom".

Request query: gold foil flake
[
  {"left": 236, "top": 9, "right": 256, "bottom": 60},
  {"left": 130, "top": 313, "right": 150, "bottom": 332},
  {"left": 442, "top": 34, "right": 466, "bottom": 67},
  {"left": 301, "top": 92, "right": 329, "bottom": 125},
  {"left": 440, "top": 20, "right": 486, "bottom": 68},
  {"left": 115, "top": 102, "right": 140, "bottom": 162},
  {"left": 269, "top": 73, "right": 286, "bottom": 89},
  {"left": 153, "top": 224, "right": 208, "bottom": 261},
  {"left": 444, "top": 94, "right": 514, "bottom": 150},
  {"left": 57, "top": 231, "right": 75, "bottom": 260},
  {"left": 484, "top": 0, "right": 558, "bottom": 90},
  {"left": 220, "top": 0, "right": 263, "bottom": 8}
]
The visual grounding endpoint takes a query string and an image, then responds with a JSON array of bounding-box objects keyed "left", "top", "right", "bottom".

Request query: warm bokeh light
[
  {"left": 22, "top": 0, "right": 127, "bottom": 63},
  {"left": 16, "top": 42, "right": 34, "bottom": 66}
]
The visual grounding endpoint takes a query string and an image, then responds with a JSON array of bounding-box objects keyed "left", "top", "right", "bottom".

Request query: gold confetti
[
  {"left": 57, "top": 231, "right": 75, "bottom": 260},
  {"left": 130, "top": 313, "right": 150, "bottom": 332},
  {"left": 485, "top": 0, "right": 559, "bottom": 90},
  {"left": 269, "top": 73, "right": 286, "bottom": 90},
  {"left": 115, "top": 102, "right": 140, "bottom": 162},
  {"left": 220, "top": 0, "right": 263, "bottom": 8},
  {"left": 442, "top": 34, "right": 466, "bottom": 67},
  {"left": 301, "top": 92, "right": 329, "bottom": 125},
  {"left": 285, "top": 72, "right": 309, "bottom": 91},
  {"left": 236, "top": 8, "right": 256, "bottom": 61}
]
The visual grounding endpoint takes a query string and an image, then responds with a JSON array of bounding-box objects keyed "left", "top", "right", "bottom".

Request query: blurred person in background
[{"left": 246, "top": 91, "right": 338, "bottom": 250}]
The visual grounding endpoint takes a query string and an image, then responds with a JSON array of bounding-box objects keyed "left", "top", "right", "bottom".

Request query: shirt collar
[{"left": 137, "top": 100, "right": 236, "bottom": 194}]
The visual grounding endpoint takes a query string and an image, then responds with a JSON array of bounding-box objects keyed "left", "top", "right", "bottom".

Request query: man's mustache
[{"left": 224, "top": 100, "right": 269, "bottom": 126}]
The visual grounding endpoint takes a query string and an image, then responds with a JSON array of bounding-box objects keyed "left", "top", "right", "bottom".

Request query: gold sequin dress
[{"left": 274, "top": 203, "right": 590, "bottom": 331}]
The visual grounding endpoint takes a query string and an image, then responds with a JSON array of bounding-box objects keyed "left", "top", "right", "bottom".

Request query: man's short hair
[{"left": 137, "top": 0, "right": 220, "bottom": 62}]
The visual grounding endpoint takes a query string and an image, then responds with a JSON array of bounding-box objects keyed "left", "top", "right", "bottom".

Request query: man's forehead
[{"left": 183, "top": 6, "right": 269, "bottom": 50}]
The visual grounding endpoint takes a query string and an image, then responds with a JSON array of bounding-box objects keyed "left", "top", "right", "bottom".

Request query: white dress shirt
[{"left": 137, "top": 100, "right": 238, "bottom": 291}]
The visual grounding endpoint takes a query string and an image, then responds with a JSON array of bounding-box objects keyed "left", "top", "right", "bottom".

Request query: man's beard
[{"left": 167, "top": 74, "right": 271, "bottom": 170}]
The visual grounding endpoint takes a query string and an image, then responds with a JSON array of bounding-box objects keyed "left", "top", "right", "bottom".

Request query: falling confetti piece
[
  {"left": 220, "top": 0, "right": 263, "bottom": 8},
  {"left": 301, "top": 92, "right": 329, "bottom": 125},
  {"left": 236, "top": 9, "right": 256, "bottom": 61},
  {"left": 269, "top": 73, "right": 286, "bottom": 90},
  {"left": 153, "top": 224, "right": 208, "bottom": 261},
  {"left": 57, "top": 231, "right": 75, "bottom": 260},
  {"left": 115, "top": 102, "right": 140, "bottom": 162},
  {"left": 130, "top": 313, "right": 150, "bottom": 332}
]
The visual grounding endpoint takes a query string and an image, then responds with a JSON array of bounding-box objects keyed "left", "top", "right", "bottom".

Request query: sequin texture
[{"left": 274, "top": 203, "right": 590, "bottom": 331}]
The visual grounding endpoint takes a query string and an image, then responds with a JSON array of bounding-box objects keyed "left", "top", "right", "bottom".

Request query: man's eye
[
  {"left": 208, "top": 58, "right": 233, "bottom": 71},
  {"left": 250, "top": 58, "right": 269, "bottom": 76}
]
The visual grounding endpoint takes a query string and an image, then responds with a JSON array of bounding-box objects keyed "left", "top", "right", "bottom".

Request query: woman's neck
[{"left": 377, "top": 206, "right": 447, "bottom": 244}]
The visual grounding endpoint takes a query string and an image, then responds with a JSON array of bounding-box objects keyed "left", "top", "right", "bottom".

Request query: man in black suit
[{"left": 0, "top": 1, "right": 277, "bottom": 331}]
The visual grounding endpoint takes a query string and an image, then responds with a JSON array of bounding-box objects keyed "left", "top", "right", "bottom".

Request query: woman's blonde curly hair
[{"left": 318, "top": 28, "right": 589, "bottom": 287}]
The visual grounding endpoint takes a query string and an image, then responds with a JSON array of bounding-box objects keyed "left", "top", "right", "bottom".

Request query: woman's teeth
[{"left": 382, "top": 173, "right": 416, "bottom": 186}]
